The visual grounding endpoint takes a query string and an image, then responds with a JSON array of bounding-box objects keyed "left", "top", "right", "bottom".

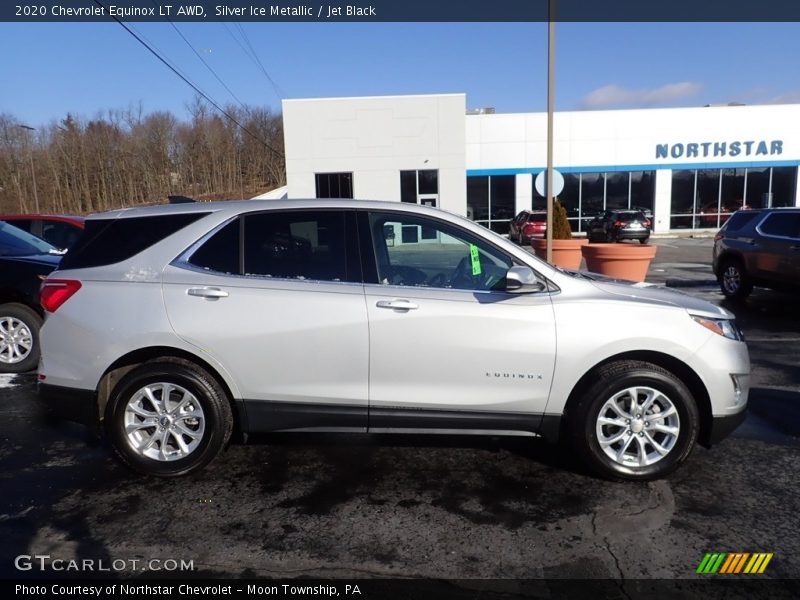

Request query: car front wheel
[
  {"left": 106, "top": 359, "right": 233, "bottom": 477},
  {"left": 568, "top": 360, "right": 699, "bottom": 481},
  {"left": 719, "top": 259, "right": 752, "bottom": 300},
  {"left": 0, "top": 303, "right": 42, "bottom": 373}
]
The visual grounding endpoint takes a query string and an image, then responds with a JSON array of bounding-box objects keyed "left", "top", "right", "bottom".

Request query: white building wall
[
  {"left": 283, "top": 94, "right": 467, "bottom": 215},
  {"left": 283, "top": 94, "right": 800, "bottom": 232},
  {"left": 653, "top": 170, "right": 673, "bottom": 233},
  {"left": 467, "top": 104, "right": 800, "bottom": 171}
]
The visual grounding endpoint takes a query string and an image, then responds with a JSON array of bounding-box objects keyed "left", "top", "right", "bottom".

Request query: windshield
[{"left": 0, "top": 220, "right": 59, "bottom": 257}]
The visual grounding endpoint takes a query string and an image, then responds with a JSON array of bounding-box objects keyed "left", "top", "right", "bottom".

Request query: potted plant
[
  {"left": 530, "top": 199, "right": 588, "bottom": 270},
  {"left": 581, "top": 234, "right": 657, "bottom": 283}
]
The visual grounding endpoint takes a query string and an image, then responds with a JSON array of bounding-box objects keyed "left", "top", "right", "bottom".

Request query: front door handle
[
  {"left": 187, "top": 287, "right": 229, "bottom": 300},
  {"left": 376, "top": 299, "right": 419, "bottom": 311}
]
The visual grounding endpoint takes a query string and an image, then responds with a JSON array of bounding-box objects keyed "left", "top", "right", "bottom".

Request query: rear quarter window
[
  {"left": 758, "top": 212, "right": 800, "bottom": 239},
  {"left": 60, "top": 213, "right": 208, "bottom": 270}
]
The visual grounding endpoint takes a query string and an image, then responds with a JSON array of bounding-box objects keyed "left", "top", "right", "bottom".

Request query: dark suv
[
  {"left": 712, "top": 208, "right": 800, "bottom": 299},
  {"left": 586, "top": 210, "right": 651, "bottom": 243},
  {"left": 0, "top": 221, "right": 61, "bottom": 372}
]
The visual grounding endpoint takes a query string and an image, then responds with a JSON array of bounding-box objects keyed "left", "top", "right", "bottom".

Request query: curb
[{"left": 663, "top": 279, "right": 718, "bottom": 288}]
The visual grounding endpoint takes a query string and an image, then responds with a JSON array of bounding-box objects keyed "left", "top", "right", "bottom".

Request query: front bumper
[
  {"left": 704, "top": 406, "right": 747, "bottom": 446},
  {"left": 39, "top": 382, "right": 98, "bottom": 430}
]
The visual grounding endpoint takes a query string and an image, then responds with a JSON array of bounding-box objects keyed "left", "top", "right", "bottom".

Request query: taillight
[
  {"left": 714, "top": 233, "right": 723, "bottom": 241},
  {"left": 613, "top": 220, "right": 624, "bottom": 228},
  {"left": 40, "top": 279, "right": 82, "bottom": 313},
  {"left": 643, "top": 218, "right": 651, "bottom": 228}
]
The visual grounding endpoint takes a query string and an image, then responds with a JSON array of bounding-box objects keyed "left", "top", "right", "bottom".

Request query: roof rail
[{"left": 167, "top": 195, "right": 197, "bottom": 204}]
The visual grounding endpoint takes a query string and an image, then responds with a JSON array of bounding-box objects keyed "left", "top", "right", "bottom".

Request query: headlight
[{"left": 691, "top": 315, "right": 745, "bottom": 341}]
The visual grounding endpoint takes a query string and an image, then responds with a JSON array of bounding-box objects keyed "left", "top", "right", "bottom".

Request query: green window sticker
[{"left": 469, "top": 244, "right": 482, "bottom": 276}]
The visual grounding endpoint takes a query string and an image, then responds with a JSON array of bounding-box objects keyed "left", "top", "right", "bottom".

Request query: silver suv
[{"left": 39, "top": 200, "right": 750, "bottom": 480}]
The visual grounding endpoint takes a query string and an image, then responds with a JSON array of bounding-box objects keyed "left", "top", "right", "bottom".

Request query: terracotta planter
[
  {"left": 581, "top": 243, "right": 658, "bottom": 282},
  {"left": 531, "top": 238, "right": 589, "bottom": 270}
]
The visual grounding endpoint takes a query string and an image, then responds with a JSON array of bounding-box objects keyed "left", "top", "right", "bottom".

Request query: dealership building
[{"left": 281, "top": 93, "right": 800, "bottom": 234}]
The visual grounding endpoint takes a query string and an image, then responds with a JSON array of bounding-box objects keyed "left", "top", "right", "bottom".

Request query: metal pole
[{"left": 545, "top": 0, "right": 556, "bottom": 263}]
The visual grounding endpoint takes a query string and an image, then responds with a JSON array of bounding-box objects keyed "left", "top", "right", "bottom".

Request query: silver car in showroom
[{"left": 38, "top": 199, "right": 749, "bottom": 480}]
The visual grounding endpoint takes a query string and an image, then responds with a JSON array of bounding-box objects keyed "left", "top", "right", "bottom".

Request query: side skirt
[{"left": 242, "top": 400, "right": 562, "bottom": 442}]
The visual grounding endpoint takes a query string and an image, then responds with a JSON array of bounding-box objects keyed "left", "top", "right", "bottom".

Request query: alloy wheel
[
  {"left": 0, "top": 316, "right": 33, "bottom": 365},
  {"left": 595, "top": 386, "right": 680, "bottom": 468},
  {"left": 722, "top": 266, "right": 741, "bottom": 294},
  {"left": 123, "top": 382, "right": 206, "bottom": 461}
]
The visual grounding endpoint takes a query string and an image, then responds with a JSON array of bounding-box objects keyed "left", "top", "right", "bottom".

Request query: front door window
[{"left": 368, "top": 212, "right": 513, "bottom": 292}]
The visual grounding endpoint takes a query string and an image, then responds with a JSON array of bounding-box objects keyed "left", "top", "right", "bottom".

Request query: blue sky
[{"left": 1, "top": 21, "right": 799, "bottom": 127}]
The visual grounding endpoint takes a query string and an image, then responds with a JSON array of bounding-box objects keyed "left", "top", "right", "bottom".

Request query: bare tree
[{"left": 0, "top": 100, "right": 285, "bottom": 215}]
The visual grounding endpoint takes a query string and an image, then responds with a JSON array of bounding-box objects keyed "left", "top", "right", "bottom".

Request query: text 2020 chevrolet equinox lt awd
[{"left": 38, "top": 200, "right": 749, "bottom": 480}]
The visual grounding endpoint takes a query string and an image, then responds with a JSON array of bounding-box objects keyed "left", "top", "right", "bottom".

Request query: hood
[{"left": 575, "top": 272, "right": 732, "bottom": 319}]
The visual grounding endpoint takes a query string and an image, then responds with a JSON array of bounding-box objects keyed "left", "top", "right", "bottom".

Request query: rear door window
[
  {"left": 721, "top": 210, "right": 760, "bottom": 232},
  {"left": 242, "top": 211, "right": 354, "bottom": 282},
  {"left": 188, "top": 219, "right": 241, "bottom": 275}
]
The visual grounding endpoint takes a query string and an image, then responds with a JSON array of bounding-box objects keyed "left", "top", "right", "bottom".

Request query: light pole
[
  {"left": 18, "top": 124, "right": 40, "bottom": 213},
  {"left": 545, "top": 0, "right": 556, "bottom": 264}
]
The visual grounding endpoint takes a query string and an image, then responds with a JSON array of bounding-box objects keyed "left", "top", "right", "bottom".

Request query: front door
[
  {"left": 162, "top": 209, "right": 369, "bottom": 432},
  {"left": 361, "top": 210, "right": 557, "bottom": 431},
  {"left": 753, "top": 210, "right": 800, "bottom": 283}
]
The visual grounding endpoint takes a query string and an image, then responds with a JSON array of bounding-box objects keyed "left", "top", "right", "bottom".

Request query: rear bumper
[
  {"left": 616, "top": 229, "right": 650, "bottom": 240},
  {"left": 704, "top": 407, "right": 747, "bottom": 447},
  {"left": 38, "top": 382, "right": 97, "bottom": 430}
]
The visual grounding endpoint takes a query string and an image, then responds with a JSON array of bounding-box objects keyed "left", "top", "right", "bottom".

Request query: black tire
[
  {"left": 567, "top": 360, "right": 699, "bottom": 481},
  {"left": 106, "top": 358, "right": 233, "bottom": 477},
  {"left": 718, "top": 258, "right": 752, "bottom": 300},
  {"left": 0, "top": 303, "right": 42, "bottom": 374},
  {"left": 639, "top": 237, "right": 649, "bottom": 244}
]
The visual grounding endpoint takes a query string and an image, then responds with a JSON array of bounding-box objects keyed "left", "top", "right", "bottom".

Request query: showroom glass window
[
  {"left": 671, "top": 167, "right": 797, "bottom": 229},
  {"left": 315, "top": 173, "right": 353, "bottom": 199},
  {"left": 532, "top": 171, "right": 655, "bottom": 232},
  {"left": 466, "top": 175, "right": 516, "bottom": 234},
  {"left": 368, "top": 212, "right": 513, "bottom": 292}
]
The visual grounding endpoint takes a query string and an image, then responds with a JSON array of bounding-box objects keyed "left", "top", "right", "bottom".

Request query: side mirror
[{"left": 506, "top": 266, "right": 546, "bottom": 293}]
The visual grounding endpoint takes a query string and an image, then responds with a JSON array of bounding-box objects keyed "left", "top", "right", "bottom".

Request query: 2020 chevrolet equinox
[{"left": 38, "top": 200, "right": 750, "bottom": 479}]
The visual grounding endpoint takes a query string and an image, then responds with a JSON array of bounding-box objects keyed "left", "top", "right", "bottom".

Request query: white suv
[{"left": 39, "top": 200, "right": 749, "bottom": 480}]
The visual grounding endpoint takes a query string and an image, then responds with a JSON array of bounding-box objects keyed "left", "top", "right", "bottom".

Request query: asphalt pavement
[{"left": 1, "top": 241, "right": 798, "bottom": 592}]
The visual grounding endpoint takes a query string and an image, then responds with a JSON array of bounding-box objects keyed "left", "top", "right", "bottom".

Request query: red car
[
  {"left": 0, "top": 214, "right": 85, "bottom": 251},
  {"left": 509, "top": 210, "right": 547, "bottom": 244}
]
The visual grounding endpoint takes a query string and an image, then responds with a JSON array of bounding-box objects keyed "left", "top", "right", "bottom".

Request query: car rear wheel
[
  {"left": 0, "top": 303, "right": 42, "bottom": 373},
  {"left": 639, "top": 237, "right": 650, "bottom": 244},
  {"left": 719, "top": 259, "right": 752, "bottom": 300},
  {"left": 107, "top": 359, "right": 233, "bottom": 477},
  {"left": 568, "top": 360, "right": 699, "bottom": 481}
]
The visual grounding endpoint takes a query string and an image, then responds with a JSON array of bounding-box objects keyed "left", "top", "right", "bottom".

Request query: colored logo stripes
[{"left": 697, "top": 552, "right": 773, "bottom": 574}]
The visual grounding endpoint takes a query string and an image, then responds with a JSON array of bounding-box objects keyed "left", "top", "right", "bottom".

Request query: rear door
[
  {"left": 360, "top": 210, "right": 556, "bottom": 430},
  {"left": 754, "top": 211, "right": 800, "bottom": 283},
  {"left": 162, "top": 209, "right": 369, "bottom": 432}
]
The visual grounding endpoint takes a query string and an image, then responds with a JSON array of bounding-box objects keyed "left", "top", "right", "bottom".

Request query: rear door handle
[
  {"left": 376, "top": 299, "right": 418, "bottom": 311},
  {"left": 187, "top": 287, "right": 229, "bottom": 300}
]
